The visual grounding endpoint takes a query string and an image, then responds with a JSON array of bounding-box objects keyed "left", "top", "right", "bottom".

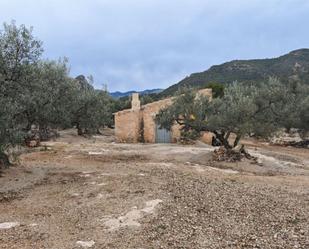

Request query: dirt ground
[{"left": 0, "top": 129, "right": 308, "bottom": 249}]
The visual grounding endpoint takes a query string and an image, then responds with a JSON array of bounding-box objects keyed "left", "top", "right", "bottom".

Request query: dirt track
[{"left": 0, "top": 130, "right": 308, "bottom": 249}]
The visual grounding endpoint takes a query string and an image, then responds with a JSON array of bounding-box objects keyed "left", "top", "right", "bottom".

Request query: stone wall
[
  {"left": 114, "top": 109, "right": 141, "bottom": 143},
  {"left": 196, "top": 88, "right": 213, "bottom": 101}
]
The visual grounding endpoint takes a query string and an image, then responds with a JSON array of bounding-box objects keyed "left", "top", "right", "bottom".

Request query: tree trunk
[
  {"left": 213, "top": 131, "right": 243, "bottom": 150},
  {"left": 77, "top": 124, "right": 84, "bottom": 136},
  {"left": 96, "top": 129, "right": 103, "bottom": 135},
  {"left": 233, "top": 134, "right": 242, "bottom": 148},
  {"left": 0, "top": 151, "right": 11, "bottom": 169},
  {"left": 39, "top": 126, "right": 48, "bottom": 141},
  {"left": 213, "top": 131, "right": 232, "bottom": 150}
]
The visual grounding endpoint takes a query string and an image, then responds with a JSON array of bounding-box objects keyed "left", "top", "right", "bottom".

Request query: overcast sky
[{"left": 0, "top": 0, "right": 308, "bottom": 91}]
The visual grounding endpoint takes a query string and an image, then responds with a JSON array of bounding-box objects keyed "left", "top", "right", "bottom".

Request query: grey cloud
[{"left": 0, "top": 0, "right": 309, "bottom": 91}]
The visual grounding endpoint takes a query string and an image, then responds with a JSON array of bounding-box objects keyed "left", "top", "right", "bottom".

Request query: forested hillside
[{"left": 161, "top": 49, "right": 309, "bottom": 96}]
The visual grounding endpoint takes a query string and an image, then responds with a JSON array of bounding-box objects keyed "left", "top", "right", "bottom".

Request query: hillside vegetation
[{"left": 161, "top": 49, "right": 309, "bottom": 96}]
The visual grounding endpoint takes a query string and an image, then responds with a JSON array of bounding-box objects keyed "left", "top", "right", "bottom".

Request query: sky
[{"left": 0, "top": 0, "right": 309, "bottom": 92}]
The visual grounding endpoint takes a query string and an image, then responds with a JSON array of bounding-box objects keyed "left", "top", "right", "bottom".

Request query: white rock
[
  {"left": 88, "top": 151, "right": 103, "bottom": 155},
  {"left": 104, "top": 199, "right": 162, "bottom": 231},
  {"left": 100, "top": 173, "right": 112, "bottom": 176},
  {"left": 0, "top": 222, "right": 20, "bottom": 230},
  {"left": 142, "top": 199, "right": 163, "bottom": 213},
  {"left": 80, "top": 174, "right": 91, "bottom": 178},
  {"left": 76, "top": 240, "right": 95, "bottom": 248},
  {"left": 82, "top": 171, "right": 95, "bottom": 174}
]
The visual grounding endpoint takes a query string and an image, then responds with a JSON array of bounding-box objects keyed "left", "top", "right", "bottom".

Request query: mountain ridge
[
  {"left": 160, "top": 48, "right": 309, "bottom": 97},
  {"left": 110, "top": 88, "right": 163, "bottom": 98}
]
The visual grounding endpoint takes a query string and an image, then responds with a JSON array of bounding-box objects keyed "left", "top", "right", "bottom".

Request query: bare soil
[{"left": 0, "top": 129, "right": 308, "bottom": 249}]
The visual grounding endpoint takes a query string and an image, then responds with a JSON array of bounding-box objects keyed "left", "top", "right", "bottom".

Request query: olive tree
[
  {"left": 71, "top": 75, "right": 114, "bottom": 135},
  {"left": 259, "top": 79, "right": 309, "bottom": 142},
  {"left": 156, "top": 90, "right": 211, "bottom": 141},
  {"left": 206, "top": 81, "right": 277, "bottom": 149},
  {"left": 0, "top": 21, "right": 43, "bottom": 95},
  {"left": 259, "top": 79, "right": 309, "bottom": 137},
  {"left": 0, "top": 21, "right": 42, "bottom": 166},
  {"left": 156, "top": 79, "right": 279, "bottom": 151},
  {"left": 20, "top": 59, "right": 76, "bottom": 132},
  {"left": 0, "top": 21, "right": 116, "bottom": 168},
  {"left": 0, "top": 99, "right": 24, "bottom": 166}
]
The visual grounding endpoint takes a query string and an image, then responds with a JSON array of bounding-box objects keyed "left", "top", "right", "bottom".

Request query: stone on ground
[{"left": 0, "top": 222, "right": 20, "bottom": 229}]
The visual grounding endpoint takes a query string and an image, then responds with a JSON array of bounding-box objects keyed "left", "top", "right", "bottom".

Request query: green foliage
[
  {"left": 0, "top": 21, "right": 114, "bottom": 166},
  {"left": 0, "top": 21, "right": 43, "bottom": 162},
  {"left": 207, "top": 81, "right": 277, "bottom": 147},
  {"left": 111, "top": 92, "right": 161, "bottom": 114},
  {"left": 156, "top": 78, "right": 308, "bottom": 149},
  {"left": 299, "top": 96, "right": 309, "bottom": 134},
  {"left": 140, "top": 94, "right": 155, "bottom": 105},
  {"left": 20, "top": 59, "right": 75, "bottom": 130},
  {"left": 257, "top": 78, "right": 309, "bottom": 136},
  {"left": 156, "top": 90, "right": 211, "bottom": 132},
  {"left": 72, "top": 76, "right": 114, "bottom": 135},
  {"left": 180, "top": 130, "right": 200, "bottom": 143},
  {"left": 112, "top": 96, "right": 131, "bottom": 112},
  {"left": 0, "top": 99, "right": 24, "bottom": 152},
  {"left": 205, "top": 82, "right": 224, "bottom": 98}
]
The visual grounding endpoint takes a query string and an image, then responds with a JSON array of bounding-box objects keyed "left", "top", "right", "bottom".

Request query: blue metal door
[{"left": 155, "top": 124, "right": 171, "bottom": 143}]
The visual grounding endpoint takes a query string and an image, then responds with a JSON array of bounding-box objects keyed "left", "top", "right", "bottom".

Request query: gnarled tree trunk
[
  {"left": 76, "top": 123, "right": 84, "bottom": 136},
  {"left": 0, "top": 151, "right": 11, "bottom": 169}
]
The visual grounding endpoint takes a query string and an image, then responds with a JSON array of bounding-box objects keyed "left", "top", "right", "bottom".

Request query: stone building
[{"left": 114, "top": 89, "right": 212, "bottom": 143}]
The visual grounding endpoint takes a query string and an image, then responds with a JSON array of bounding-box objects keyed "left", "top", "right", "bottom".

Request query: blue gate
[{"left": 155, "top": 124, "right": 172, "bottom": 143}]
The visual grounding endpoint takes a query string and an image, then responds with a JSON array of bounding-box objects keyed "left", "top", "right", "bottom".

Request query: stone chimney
[{"left": 131, "top": 92, "right": 140, "bottom": 110}]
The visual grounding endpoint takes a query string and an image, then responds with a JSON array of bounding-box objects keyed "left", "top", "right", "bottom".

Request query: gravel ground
[
  {"left": 0, "top": 129, "right": 308, "bottom": 249},
  {"left": 139, "top": 170, "right": 309, "bottom": 249}
]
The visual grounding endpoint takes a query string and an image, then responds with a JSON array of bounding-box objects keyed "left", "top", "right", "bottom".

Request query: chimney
[{"left": 131, "top": 92, "right": 140, "bottom": 110}]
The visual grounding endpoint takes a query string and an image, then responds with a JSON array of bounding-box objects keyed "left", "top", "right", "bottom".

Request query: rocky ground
[{"left": 0, "top": 129, "right": 308, "bottom": 249}]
